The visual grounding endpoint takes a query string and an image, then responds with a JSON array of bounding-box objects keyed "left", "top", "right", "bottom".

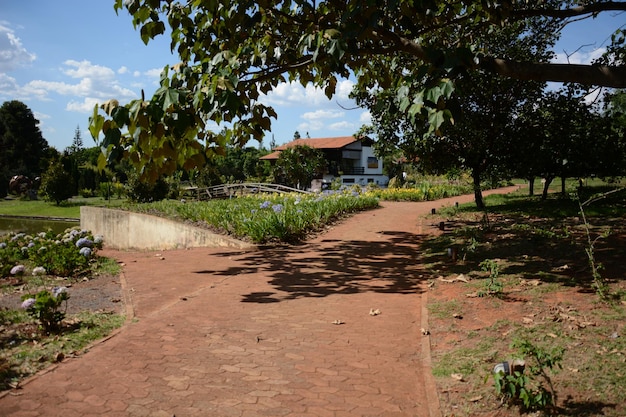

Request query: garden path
[{"left": 0, "top": 186, "right": 519, "bottom": 417}]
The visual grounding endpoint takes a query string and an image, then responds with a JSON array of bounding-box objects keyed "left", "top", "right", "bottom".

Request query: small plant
[
  {"left": 21, "top": 287, "right": 70, "bottom": 333},
  {"left": 576, "top": 192, "right": 615, "bottom": 300},
  {"left": 493, "top": 338, "right": 563, "bottom": 412},
  {"left": 479, "top": 259, "right": 503, "bottom": 296},
  {"left": 80, "top": 188, "right": 95, "bottom": 198}
]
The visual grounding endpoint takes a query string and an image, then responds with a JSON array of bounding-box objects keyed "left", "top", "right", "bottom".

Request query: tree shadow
[
  {"left": 557, "top": 398, "right": 617, "bottom": 416},
  {"left": 196, "top": 231, "right": 431, "bottom": 303}
]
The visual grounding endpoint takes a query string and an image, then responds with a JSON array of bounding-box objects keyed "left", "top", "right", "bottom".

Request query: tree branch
[
  {"left": 511, "top": 2, "right": 626, "bottom": 19},
  {"left": 481, "top": 58, "right": 626, "bottom": 88}
]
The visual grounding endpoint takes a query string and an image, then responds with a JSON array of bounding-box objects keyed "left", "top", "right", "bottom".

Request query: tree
[
  {"left": 40, "top": 160, "right": 75, "bottom": 205},
  {"left": 355, "top": 18, "right": 552, "bottom": 208},
  {"left": 0, "top": 101, "right": 50, "bottom": 196},
  {"left": 272, "top": 145, "right": 327, "bottom": 189},
  {"left": 89, "top": 1, "right": 626, "bottom": 182}
]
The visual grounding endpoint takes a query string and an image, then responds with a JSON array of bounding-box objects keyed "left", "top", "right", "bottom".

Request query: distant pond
[{"left": 0, "top": 216, "right": 80, "bottom": 237}]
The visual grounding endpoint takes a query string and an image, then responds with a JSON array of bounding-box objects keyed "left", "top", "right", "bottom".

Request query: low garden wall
[{"left": 80, "top": 207, "right": 255, "bottom": 251}]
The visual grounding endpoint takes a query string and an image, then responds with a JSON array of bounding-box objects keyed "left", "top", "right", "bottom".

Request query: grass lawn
[{"left": 0, "top": 196, "right": 127, "bottom": 219}]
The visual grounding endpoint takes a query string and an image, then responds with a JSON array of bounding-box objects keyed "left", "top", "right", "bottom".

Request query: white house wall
[{"left": 361, "top": 146, "right": 384, "bottom": 175}]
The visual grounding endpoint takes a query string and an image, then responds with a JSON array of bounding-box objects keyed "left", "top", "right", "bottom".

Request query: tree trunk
[
  {"left": 542, "top": 177, "right": 554, "bottom": 200},
  {"left": 528, "top": 177, "right": 535, "bottom": 196},
  {"left": 473, "top": 171, "right": 485, "bottom": 209},
  {"left": 561, "top": 177, "right": 566, "bottom": 195}
]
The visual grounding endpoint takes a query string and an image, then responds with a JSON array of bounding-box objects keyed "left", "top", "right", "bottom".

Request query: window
[
  {"left": 367, "top": 157, "right": 378, "bottom": 169},
  {"left": 342, "top": 178, "right": 355, "bottom": 184}
]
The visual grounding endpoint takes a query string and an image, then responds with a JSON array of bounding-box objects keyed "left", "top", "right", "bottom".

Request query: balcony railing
[{"left": 340, "top": 167, "right": 365, "bottom": 175}]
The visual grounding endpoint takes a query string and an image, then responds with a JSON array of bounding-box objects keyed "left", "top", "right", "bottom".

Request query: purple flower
[
  {"left": 260, "top": 201, "right": 271, "bottom": 209},
  {"left": 10, "top": 265, "right": 25, "bottom": 275},
  {"left": 76, "top": 237, "right": 93, "bottom": 248},
  {"left": 272, "top": 204, "right": 283, "bottom": 213},
  {"left": 0, "top": 242, "right": 6, "bottom": 249},
  {"left": 79, "top": 247, "right": 92, "bottom": 257},
  {"left": 21, "top": 298, "right": 36, "bottom": 309}
]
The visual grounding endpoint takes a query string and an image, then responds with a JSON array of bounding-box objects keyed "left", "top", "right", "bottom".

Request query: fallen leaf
[
  {"left": 369, "top": 308, "right": 381, "bottom": 316},
  {"left": 547, "top": 333, "right": 558, "bottom": 338},
  {"left": 469, "top": 395, "right": 483, "bottom": 402},
  {"left": 331, "top": 320, "right": 344, "bottom": 325},
  {"left": 421, "top": 328, "right": 430, "bottom": 335},
  {"left": 451, "top": 373, "right": 464, "bottom": 381},
  {"left": 453, "top": 313, "right": 463, "bottom": 319},
  {"left": 522, "top": 317, "right": 534, "bottom": 324}
]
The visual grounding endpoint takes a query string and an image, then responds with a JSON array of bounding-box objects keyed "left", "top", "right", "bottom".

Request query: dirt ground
[{"left": 0, "top": 273, "right": 124, "bottom": 315}]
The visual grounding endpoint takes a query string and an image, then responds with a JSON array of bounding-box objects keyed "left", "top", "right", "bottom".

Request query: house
[{"left": 260, "top": 136, "right": 389, "bottom": 190}]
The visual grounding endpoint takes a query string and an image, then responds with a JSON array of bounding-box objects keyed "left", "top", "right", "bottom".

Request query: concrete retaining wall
[{"left": 80, "top": 206, "right": 255, "bottom": 251}]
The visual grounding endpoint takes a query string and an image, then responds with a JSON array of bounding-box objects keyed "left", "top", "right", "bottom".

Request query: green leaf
[
  {"left": 88, "top": 105, "right": 104, "bottom": 141},
  {"left": 140, "top": 21, "right": 165, "bottom": 45},
  {"left": 162, "top": 88, "right": 180, "bottom": 110}
]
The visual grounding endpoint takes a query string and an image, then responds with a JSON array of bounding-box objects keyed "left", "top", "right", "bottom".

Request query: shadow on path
[{"left": 193, "top": 229, "right": 429, "bottom": 303}]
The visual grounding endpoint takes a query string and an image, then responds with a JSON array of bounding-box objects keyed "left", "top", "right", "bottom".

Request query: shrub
[
  {"left": 0, "top": 228, "right": 103, "bottom": 278},
  {"left": 40, "top": 160, "right": 75, "bottom": 205},
  {"left": 21, "top": 287, "right": 69, "bottom": 333},
  {"left": 80, "top": 188, "right": 95, "bottom": 198},
  {"left": 126, "top": 174, "right": 169, "bottom": 202}
]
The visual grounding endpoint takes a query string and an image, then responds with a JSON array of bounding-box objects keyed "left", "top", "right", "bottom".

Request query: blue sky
[{"left": 0, "top": 1, "right": 623, "bottom": 152}]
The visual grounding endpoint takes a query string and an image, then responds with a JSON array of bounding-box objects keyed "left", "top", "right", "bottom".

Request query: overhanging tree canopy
[{"left": 89, "top": 0, "right": 626, "bottom": 181}]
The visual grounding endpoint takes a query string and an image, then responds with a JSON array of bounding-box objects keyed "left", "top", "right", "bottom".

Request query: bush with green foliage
[
  {"left": 126, "top": 173, "right": 169, "bottom": 202},
  {"left": 40, "top": 160, "right": 75, "bottom": 205},
  {"left": 272, "top": 145, "right": 327, "bottom": 190},
  {"left": 21, "top": 288, "right": 69, "bottom": 333}
]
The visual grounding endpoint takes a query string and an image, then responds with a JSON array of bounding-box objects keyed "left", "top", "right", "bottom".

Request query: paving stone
[{"left": 1, "top": 194, "right": 525, "bottom": 417}]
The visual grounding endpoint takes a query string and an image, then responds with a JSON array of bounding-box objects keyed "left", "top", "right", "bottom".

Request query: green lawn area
[{"left": 0, "top": 197, "right": 127, "bottom": 219}]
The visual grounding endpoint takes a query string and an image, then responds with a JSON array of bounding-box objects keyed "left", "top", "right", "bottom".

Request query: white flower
[{"left": 32, "top": 266, "right": 47, "bottom": 276}]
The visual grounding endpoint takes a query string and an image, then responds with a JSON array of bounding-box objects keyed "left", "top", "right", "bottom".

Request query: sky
[{"left": 0, "top": 1, "right": 623, "bottom": 152}]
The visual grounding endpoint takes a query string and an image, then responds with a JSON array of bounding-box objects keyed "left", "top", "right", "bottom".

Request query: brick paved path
[{"left": 0, "top": 188, "right": 517, "bottom": 417}]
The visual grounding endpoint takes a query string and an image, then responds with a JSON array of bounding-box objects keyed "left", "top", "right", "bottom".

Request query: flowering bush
[
  {"left": 130, "top": 188, "right": 380, "bottom": 243},
  {"left": 0, "top": 227, "right": 103, "bottom": 278},
  {"left": 21, "top": 287, "right": 70, "bottom": 333}
]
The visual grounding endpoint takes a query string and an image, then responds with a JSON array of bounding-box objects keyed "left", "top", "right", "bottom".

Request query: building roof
[{"left": 261, "top": 136, "right": 371, "bottom": 160}]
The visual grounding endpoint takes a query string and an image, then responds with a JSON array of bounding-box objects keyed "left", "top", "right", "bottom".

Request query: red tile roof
[{"left": 260, "top": 136, "right": 362, "bottom": 160}]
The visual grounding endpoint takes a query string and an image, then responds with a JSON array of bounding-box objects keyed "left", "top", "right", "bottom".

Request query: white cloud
[
  {"left": 0, "top": 24, "right": 36, "bottom": 72},
  {"left": 0, "top": 73, "right": 19, "bottom": 99},
  {"left": 359, "top": 110, "right": 371, "bottom": 124},
  {"left": 301, "top": 109, "right": 344, "bottom": 121},
  {"left": 63, "top": 59, "right": 115, "bottom": 79},
  {"left": 66, "top": 97, "right": 101, "bottom": 113},
  {"left": 262, "top": 81, "right": 332, "bottom": 107},
  {"left": 145, "top": 67, "right": 163, "bottom": 78},
  {"left": 328, "top": 120, "right": 355, "bottom": 130},
  {"left": 335, "top": 79, "right": 355, "bottom": 101},
  {"left": 118, "top": 66, "right": 129, "bottom": 74}
]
